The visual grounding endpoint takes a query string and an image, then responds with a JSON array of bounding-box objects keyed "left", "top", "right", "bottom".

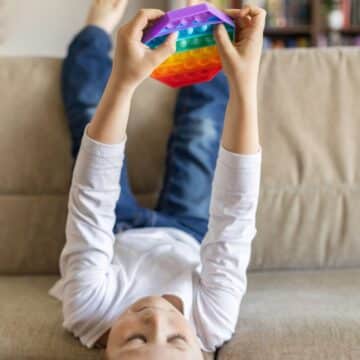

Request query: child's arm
[
  {"left": 217, "top": 7, "right": 264, "bottom": 155},
  {"left": 55, "top": 9, "right": 177, "bottom": 348},
  {"left": 192, "top": 6, "right": 266, "bottom": 352},
  {"left": 88, "top": 9, "right": 177, "bottom": 143}
]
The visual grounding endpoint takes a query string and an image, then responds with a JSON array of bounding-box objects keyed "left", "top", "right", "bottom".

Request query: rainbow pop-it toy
[{"left": 143, "top": 3, "right": 235, "bottom": 88}]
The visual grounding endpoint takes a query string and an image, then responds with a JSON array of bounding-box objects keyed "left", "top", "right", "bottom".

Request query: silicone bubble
[{"left": 142, "top": 3, "right": 235, "bottom": 88}]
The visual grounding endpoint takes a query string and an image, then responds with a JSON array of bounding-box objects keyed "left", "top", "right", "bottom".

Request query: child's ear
[{"left": 162, "top": 294, "right": 184, "bottom": 314}]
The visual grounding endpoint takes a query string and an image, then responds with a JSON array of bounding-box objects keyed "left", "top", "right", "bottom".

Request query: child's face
[{"left": 105, "top": 295, "right": 203, "bottom": 359}]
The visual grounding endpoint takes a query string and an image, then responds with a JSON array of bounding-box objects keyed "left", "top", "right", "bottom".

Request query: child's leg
[
  {"left": 62, "top": 26, "right": 112, "bottom": 159},
  {"left": 62, "top": 1, "right": 141, "bottom": 232},
  {"left": 155, "top": 72, "right": 229, "bottom": 241}
]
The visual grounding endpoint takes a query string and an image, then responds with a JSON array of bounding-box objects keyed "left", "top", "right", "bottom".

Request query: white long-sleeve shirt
[{"left": 49, "top": 129, "right": 262, "bottom": 353}]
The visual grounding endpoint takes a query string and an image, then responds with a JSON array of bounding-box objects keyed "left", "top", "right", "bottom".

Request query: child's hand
[
  {"left": 112, "top": 9, "right": 178, "bottom": 89},
  {"left": 214, "top": 6, "right": 266, "bottom": 90}
]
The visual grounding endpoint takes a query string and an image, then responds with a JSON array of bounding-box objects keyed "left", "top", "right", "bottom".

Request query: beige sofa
[{"left": 1, "top": 48, "right": 360, "bottom": 359}]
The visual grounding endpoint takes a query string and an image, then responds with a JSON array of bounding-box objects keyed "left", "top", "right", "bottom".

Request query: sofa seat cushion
[
  {"left": 1, "top": 271, "right": 359, "bottom": 360},
  {"left": 0, "top": 276, "right": 213, "bottom": 359},
  {"left": 219, "top": 268, "right": 360, "bottom": 360}
]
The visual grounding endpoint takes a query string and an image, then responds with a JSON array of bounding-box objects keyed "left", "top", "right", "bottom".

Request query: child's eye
[
  {"left": 168, "top": 334, "right": 187, "bottom": 343},
  {"left": 127, "top": 334, "right": 147, "bottom": 343}
]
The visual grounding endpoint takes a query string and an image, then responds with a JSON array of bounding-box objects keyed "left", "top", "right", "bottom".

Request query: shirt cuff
[
  {"left": 72, "top": 126, "right": 126, "bottom": 189},
  {"left": 218, "top": 146, "right": 262, "bottom": 169},
  {"left": 81, "top": 125, "right": 127, "bottom": 159}
]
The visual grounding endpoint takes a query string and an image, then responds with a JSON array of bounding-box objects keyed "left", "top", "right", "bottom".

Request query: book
[
  {"left": 267, "top": 0, "right": 287, "bottom": 27},
  {"left": 342, "top": 0, "right": 351, "bottom": 27},
  {"left": 326, "top": 0, "right": 360, "bottom": 27},
  {"left": 263, "top": 36, "right": 310, "bottom": 49},
  {"left": 250, "top": 0, "right": 311, "bottom": 28},
  {"left": 351, "top": 0, "right": 360, "bottom": 25}
]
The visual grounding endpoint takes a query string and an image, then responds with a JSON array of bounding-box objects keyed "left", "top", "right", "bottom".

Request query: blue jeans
[{"left": 62, "top": 26, "right": 229, "bottom": 243}]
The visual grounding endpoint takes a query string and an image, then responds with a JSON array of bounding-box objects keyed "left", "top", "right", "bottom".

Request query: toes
[{"left": 113, "top": 0, "right": 125, "bottom": 7}]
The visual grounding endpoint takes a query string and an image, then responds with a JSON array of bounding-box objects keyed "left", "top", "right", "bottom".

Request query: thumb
[
  {"left": 214, "top": 24, "right": 236, "bottom": 60},
  {"left": 150, "top": 32, "right": 178, "bottom": 65}
]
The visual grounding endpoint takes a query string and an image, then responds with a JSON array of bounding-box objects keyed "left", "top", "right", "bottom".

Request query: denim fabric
[{"left": 62, "top": 26, "right": 229, "bottom": 243}]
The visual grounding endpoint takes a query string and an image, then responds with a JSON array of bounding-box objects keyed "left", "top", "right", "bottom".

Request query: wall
[{"left": 0, "top": 0, "right": 166, "bottom": 57}]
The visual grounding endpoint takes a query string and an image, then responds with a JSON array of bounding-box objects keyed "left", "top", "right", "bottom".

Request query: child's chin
[{"left": 129, "top": 295, "right": 172, "bottom": 311}]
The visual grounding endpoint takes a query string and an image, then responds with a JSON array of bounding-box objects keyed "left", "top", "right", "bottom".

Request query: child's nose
[
  {"left": 142, "top": 308, "right": 162, "bottom": 324},
  {"left": 141, "top": 310, "right": 171, "bottom": 342}
]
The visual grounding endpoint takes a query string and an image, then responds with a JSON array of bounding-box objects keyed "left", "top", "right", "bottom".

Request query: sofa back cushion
[
  {"left": 0, "top": 58, "right": 72, "bottom": 274},
  {"left": 0, "top": 48, "right": 359, "bottom": 274},
  {"left": 256, "top": 48, "right": 360, "bottom": 270}
]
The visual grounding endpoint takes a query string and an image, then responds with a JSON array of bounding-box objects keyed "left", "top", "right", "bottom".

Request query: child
[{"left": 49, "top": 0, "right": 265, "bottom": 358}]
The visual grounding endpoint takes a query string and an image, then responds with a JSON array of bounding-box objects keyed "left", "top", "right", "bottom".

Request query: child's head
[{"left": 104, "top": 296, "right": 203, "bottom": 359}]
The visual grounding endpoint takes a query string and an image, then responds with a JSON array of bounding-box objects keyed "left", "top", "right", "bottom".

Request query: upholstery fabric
[
  {"left": 219, "top": 269, "right": 360, "bottom": 360},
  {"left": 255, "top": 48, "right": 360, "bottom": 270},
  {"left": 0, "top": 270, "right": 359, "bottom": 359},
  {"left": 0, "top": 49, "right": 359, "bottom": 274},
  {"left": 0, "top": 57, "right": 174, "bottom": 274}
]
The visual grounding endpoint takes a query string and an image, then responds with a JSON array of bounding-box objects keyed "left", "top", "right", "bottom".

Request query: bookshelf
[
  {"left": 340, "top": 26, "right": 360, "bottom": 34},
  {"left": 233, "top": 0, "right": 360, "bottom": 48}
]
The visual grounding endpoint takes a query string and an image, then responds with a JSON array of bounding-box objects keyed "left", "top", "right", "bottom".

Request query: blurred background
[
  {"left": 0, "top": 0, "right": 358, "bottom": 57},
  {"left": 215, "top": 0, "right": 360, "bottom": 48},
  {"left": 0, "top": 0, "right": 166, "bottom": 56}
]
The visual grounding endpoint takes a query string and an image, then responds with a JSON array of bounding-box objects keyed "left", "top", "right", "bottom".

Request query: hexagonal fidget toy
[{"left": 142, "top": 4, "right": 235, "bottom": 88}]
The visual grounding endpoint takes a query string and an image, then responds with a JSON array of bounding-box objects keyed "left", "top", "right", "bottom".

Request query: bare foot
[
  {"left": 86, "top": 0, "right": 128, "bottom": 34},
  {"left": 187, "top": 0, "right": 212, "bottom": 6}
]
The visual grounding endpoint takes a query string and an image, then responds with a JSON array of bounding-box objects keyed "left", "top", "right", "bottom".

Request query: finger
[
  {"left": 224, "top": 7, "right": 266, "bottom": 22},
  {"left": 225, "top": 7, "right": 266, "bottom": 28},
  {"left": 128, "top": 9, "right": 165, "bottom": 41},
  {"left": 225, "top": 6, "right": 266, "bottom": 17},
  {"left": 149, "top": 32, "right": 178, "bottom": 65},
  {"left": 241, "top": 5, "right": 267, "bottom": 28},
  {"left": 224, "top": 7, "right": 266, "bottom": 40},
  {"left": 214, "top": 24, "right": 236, "bottom": 59}
]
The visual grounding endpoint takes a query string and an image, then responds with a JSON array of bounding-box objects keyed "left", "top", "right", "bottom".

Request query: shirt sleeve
[
  {"left": 192, "top": 145, "right": 262, "bottom": 352},
  {"left": 57, "top": 127, "right": 128, "bottom": 348}
]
